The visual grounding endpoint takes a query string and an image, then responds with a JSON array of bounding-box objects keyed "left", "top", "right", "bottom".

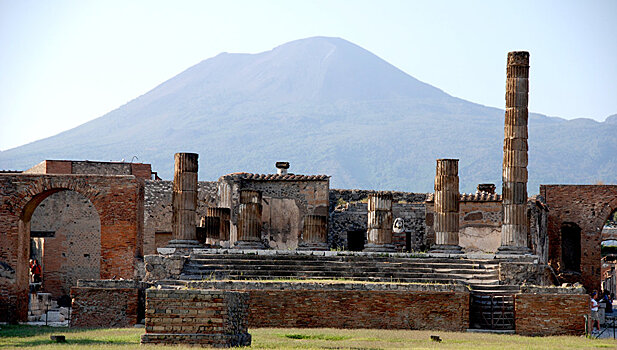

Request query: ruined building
[{"left": 1, "top": 51, "right": 616, "bottom": 340}]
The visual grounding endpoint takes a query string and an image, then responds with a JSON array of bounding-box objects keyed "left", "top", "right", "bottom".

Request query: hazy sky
[{"left": 1, "top": 0, "right": 615, "bottom": 151}]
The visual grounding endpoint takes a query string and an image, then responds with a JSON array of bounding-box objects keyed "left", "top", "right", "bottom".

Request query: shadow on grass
[
  {"left": 0, "top": 325, "right": 94, "bottom": 338},
  {"left": 5, "top": 338, "right": 135, "bottom": 348}
]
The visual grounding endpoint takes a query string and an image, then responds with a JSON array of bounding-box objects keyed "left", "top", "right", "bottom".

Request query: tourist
[
  {"left": 602, "top": 290, "right": 613, "bottom": 314},
  {"left": 30, "top": 259, "right": 41, "bottom": 284},
  {"left": 590, "top": 291, "right": 601, "bottom": 334}
]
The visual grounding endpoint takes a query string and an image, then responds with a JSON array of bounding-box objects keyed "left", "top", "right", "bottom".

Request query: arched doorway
[{"left": 29, "top": 190, "right": 101, "bottom": 300}]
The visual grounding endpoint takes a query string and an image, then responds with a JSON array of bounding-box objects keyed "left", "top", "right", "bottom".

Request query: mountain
[{"left": 0, "top": 37, "right": 615, "bottom": 193}]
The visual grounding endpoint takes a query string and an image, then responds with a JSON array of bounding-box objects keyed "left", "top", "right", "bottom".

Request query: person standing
[{"left": 590, "top": 290, "right": 601, "bottom": 335}]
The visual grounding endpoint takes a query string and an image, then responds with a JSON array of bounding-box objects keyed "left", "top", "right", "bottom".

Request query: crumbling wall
[
  {"left": 143, "top": 180, "right": 217, "bottom": 254},
  {"left": 329, "top": 190, "right": 427, "bottom": 251},
  {"left": 515, "top": 287, "right": 588, "bottom": 336},
  {"left": 219, "top": 175, "right": 329, "bottom": 249},
  {"left": 71, "top": 287, "right": 139, "bottom": 328},
  {"left": 541, "top": 185, "right": 617, "bottom": 292},
  {"left": 141, "top": 288, "right": 251, "bottom": 347}
]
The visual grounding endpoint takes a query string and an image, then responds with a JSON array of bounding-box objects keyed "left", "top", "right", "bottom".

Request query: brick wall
[
  {"left": 246, "top": 289, "right": 469, "bottom": 330},
  {"left": 141, "top": 289, "right": 251, "bottom": 347},
  {"left": 541, "top": 185, "right": 617, "bottom": 292},
  {"left": 174, "top": 280, "right": 470, "bottom": 331},
  {"left": 0, "top": 174, "right": 143, "bottom": 322},
  {"left": 515, "top": 293, "right": 588, "bottom": 336},
  {"left": 30, "top": 191, "right": 101, "bottom": 298},
  {"left": 71, "top": 287, "right": 139, "bottom": 328}
]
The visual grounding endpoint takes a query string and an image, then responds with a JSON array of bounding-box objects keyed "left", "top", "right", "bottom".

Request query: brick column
[
  {"left": 167, "top": 153, "right": 201, "bottom": 248},
  {"left": 498, "top": 51, "right": 531, "bottom": 255},
  {"left": 298, "top": 215, "right": 329, "bottom": 251},
  {"left": 364, "top": 193, "right": 395, "bottom": 252},
  {"left": 234, "top": 190, "right": 265, "bottom": 249},
  {"left": 430, "top": 159, "right": 462, "bottom": 254}
]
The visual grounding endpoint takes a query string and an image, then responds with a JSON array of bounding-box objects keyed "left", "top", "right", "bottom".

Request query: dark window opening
[
  {"left": 561, "top": 222, "right": 581, "bottom": 272},
  {"left": 347, "top": 230, "right": 365, "bottom": 251}
]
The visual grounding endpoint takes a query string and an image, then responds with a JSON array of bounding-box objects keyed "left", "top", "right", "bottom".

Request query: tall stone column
[
  {"left": 430, "top": 159, "right": 462, "bottom": 254},
  {"left": 234, "top": 190, "right": 265, "bottom": 249},
  {"left": 168, "top": 153, "right": 201, "bottom": 248},
  {"left": 498, "top": 51, "right": 531, "bottom": 255},
  {"left": 364, "top": 193, "right": 395, "bottom": 252},
  {"left": 298, "top": 215, "right": 329, "bottom": 251}
]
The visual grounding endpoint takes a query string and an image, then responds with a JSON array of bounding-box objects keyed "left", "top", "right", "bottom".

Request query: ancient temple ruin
[{"left": 0, "top": 51, "right": 614, "bottom": 341}]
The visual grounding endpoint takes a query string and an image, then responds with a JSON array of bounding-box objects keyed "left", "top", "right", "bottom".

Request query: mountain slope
[{"left": 0, "top": 37, "right": 615, "bottom": 192}]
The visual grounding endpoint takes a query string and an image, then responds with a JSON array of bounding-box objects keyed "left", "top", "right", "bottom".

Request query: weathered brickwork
[
  {"left": 24, "top": 160, "right": 152, "bottom": 180},
  {"left": 329, "top": 189, "right": 427, "bottom": 251},
  {"left": 515, "top": 292, "right": 588, "bottom": 336},
  {"left": 541, "top": 185, "right": 617, "bottom": 292},
  {"left": 141, "top": 288, "right": 251, "bottom": 348},
  {"left": 71, "top": 287, "right": 139, "bottom": 328},
  {"left": 30, "top": 191, "right": 101, "bottom": 299},
  {"left": 247, "top": 289, "right": 468, "bottom": 330},
  {"left": 0, "top": 174, "right": 143, "bottom": 322}
]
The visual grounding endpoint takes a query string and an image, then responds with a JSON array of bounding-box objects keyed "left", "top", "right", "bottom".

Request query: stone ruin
[{"left": 0, "top": 51, "right": 615, "bottom": 343}]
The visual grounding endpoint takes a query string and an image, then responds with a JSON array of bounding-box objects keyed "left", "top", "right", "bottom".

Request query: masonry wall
[
  {"left": 426, "top": 196, "right": 501, "bottom": 252},
  {"left": 541, "top": 185, "right": 617, "bottom": 292},
  {"left": 143, "top": 180, "right": 217, "bottom": 254},
  {"left": 30, "top": 191, "right": 101, "bottom": 299},
  {"left": 329, "top": 190, "right": 427, "bottom": 251},
  {"left": 515, "top": 292, "right": 588, "bottom": 336},
  {"left": 0, "top": 174, "right": 143, "bottom": 322},
  {"left": 71, "top": 287, "right": 139, "bottom": 328},
  {"left": 220, "top": 175, "right": 330, "bottom": 249},
  {"left": 142, "top": 288, "right": 251, "bottom": 347}
]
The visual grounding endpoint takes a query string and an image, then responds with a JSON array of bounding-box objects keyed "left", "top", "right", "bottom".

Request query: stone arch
[
  {"left": 30, "top": 190, "right": 102, "bottom": 298},
  {"left": 0, "top": 174, "right": 142, "bottom": 322}
]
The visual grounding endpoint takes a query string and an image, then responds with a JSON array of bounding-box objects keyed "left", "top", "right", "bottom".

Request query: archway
[{"left": 29, "top": 190, "right": 101, "bottom": 301}]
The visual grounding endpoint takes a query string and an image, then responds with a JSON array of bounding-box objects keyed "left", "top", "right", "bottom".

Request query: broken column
[
  {"left": 498, "top": 51, "right": 531, "bottom": 255},
  {"left": 298, "top": 215, "right": 329, "bottom": 250},
  {"left": 234, "top": 190, "right": 265, "bottom": 249},
  {"left": 207, "top": 207, "right": 231, "bottom": 242},
  {"left": 167, "top": 153, "right": 201, "bottom": 248},
  {"left": 430, "top": 159, "right": 462, "bottom": 254},
  {"left": 364, "top": 192, "right": 395, "bottom": 252}
]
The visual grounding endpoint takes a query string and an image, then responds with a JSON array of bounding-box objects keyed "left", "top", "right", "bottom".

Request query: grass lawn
[{"left": 0, "top": 325, "right": 615, "bottom": 349}]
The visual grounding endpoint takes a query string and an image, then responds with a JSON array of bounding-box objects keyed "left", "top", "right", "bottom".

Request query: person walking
[{"left": 591, "top": 290, "right": 601, "bottom": 335}]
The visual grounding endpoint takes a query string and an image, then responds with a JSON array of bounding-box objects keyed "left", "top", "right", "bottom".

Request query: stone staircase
[{"left": 176, "top": 252, "right": 508, "bottom": 289}]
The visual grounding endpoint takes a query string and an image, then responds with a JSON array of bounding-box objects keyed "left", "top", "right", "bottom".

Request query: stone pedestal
[
  {"left": 167, "top": 153, "right": 201, "bottom": 249},
  {"left": 298, "top": 215, "right": 329, "bottom": 250},
  {"left": 498, "top": 51, "right": 531, "bottom": 256},
  {"left": 234, "top": 190, "right": 265, "bottom": 249},
  {"left": 364, "top": 193, "right": 395, "bottom": 252},
  {"left": 430, "top": 159, "right": 462, "bottom": 254}
]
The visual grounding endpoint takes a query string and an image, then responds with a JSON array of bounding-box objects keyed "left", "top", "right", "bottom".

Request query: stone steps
[{"left": 178, "top": 252, "right": 502, "bottom": 289}]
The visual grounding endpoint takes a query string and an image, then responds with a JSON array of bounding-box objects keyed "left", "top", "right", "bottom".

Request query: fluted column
[
  {"left": 207, "top": 207, "right": 231, "bottom": 242},
  {"left": 167, "top": 153, "right": 201, "bottom": 248},
  {"left": 298, "top": 215, "right": 329, "bottom": 251},
  {"left": 234, "top": 190, "right": 265, "bottom": 249},
  {"left": 498, "top": 51, "right": 531, "bottom": 255},
  {"left": 430, "top": 159, "right": 462, "bottom": 254},
  {"left": 364, "top": 193, "right": 395, "bottom": 252}
]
